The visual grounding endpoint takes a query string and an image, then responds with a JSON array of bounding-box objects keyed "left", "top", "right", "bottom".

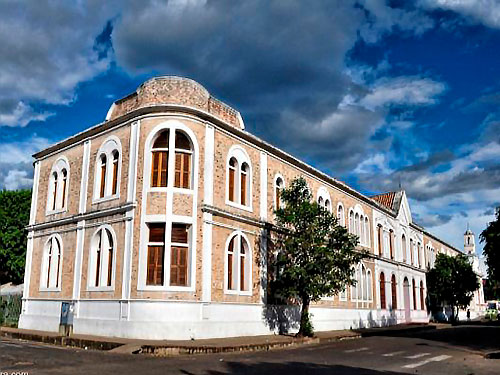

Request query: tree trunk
[{"left": 297, "top": 295, "right": 313, "bottom": 337}]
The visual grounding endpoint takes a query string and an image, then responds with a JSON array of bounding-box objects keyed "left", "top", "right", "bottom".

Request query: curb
[{"left": 1, "top": 327, "right": 361, "bottom": 356}]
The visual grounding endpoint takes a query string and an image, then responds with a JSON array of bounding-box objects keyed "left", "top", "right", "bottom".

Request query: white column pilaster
[
  {"left": 201, "top": 124, "right": 215, "bottom": 303},
  {"left": 259, "top": 151, "right": 267, "bottom": 221}
]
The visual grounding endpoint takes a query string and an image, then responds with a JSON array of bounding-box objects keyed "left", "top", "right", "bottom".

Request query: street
[{"left": 1, "top": 326, "right": 499, "bottom": 374}]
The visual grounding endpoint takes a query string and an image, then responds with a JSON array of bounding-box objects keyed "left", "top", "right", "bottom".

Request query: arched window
[
  {"left": 349, "top": 211, "right": 354, "bottom": 233},
  {"left": 337, "top": 204, "right": 345, "bottom": 226},
  {"left": 226, "top": 147, "right": 252, "bottom": 208},
  {"left": 391, "top": 274, "right": 397, "bottom": 309},
  {"left": 318, "top": 196, "right": 324, "bottom": 207},
  {"left": 274, "top": 176, "right": 284, "bottom": 210},
  {"left": 362, "top": 265, "right": 368, "bottom": 301},
  {"left": 174, "top": 131, "right": 193, "bottom": 189},
  {"left": 364, "top": 217, "right": 370, "bottom": 247},
  {"left": 226, "top": 232, "right": 251, "bottom": 293},
  {"left": 377, "top": 225, "right": 383, "bottom": 256},
  {"left": 95, "top": 137, "right": 122, "bottom": 199},
  {"left": 412, "top": 278, "right": 417, "bottom": 310},
  {"left": 151, "top": 130, "right": 169, "bottom": 188},
  {"left": 111, "top": 151, "right": 119, "bottom": 195},
  {"left": 410, "top": 239, "right": 414, "bottom": 265},
  {"left": 99, "top": 154, "right": 107, "bottom": 198},
  {"left": 355, "top": 213, "right": 360, "bottom": 236},
  {"left": 360, "top": 215, "right": 365, "bottom": 245},
  {"left": 420, "top": 280, "right": 425, "bottom": 311},
  {"left": 367, "top": 270, "right": 372, "bottom": 301},
  {"left": 325, "top": 199, "right": 331, "bottom": 212},
  {"left": 380, "top": 272, "right": 386, "bottom": 309},
  {"left": 51, "top": 172, "right": 58, "bottom": 211},
  {"left": 389, "top": 230, "right": 394, "bottom": 260},
  {"left": 47, "top": 158, "right": 70, "bottom": 213},
  {"left": 41, "top": 236, "right": 62, "bottom": 290},
  {"left": 89, "top": 227, "right": 115, "bottom": 288},
  {"left": 402, "top": 234, "right": 407, "bottom": 263}
]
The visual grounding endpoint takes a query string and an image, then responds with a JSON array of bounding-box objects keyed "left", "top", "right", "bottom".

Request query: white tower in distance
[{"left": 464, "top": 223, "right": 475, "bottom": 256}]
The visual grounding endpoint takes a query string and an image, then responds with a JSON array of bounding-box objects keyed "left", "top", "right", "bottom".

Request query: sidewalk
[{"left": 0, "top": 326, "right": 361, "bottom": 356}]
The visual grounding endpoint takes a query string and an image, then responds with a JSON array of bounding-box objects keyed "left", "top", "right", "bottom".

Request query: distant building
[{"left": 19, "top": 76, "right": 480, "bottom": 339}]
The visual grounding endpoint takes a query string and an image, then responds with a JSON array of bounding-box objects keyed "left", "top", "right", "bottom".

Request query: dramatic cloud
[
  {"left": 420, "top": 0, "right": 500, "bottom": 29},
  {"left": 0, "top": 136, "right": 52, "bottom": 190},
  {"left": 0, "top": 1, "right": 114, "bottom": 127}
]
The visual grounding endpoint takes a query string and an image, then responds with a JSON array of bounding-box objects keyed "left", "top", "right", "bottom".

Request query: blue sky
[{"left": 1, "top": 0, "right": 499, "bottom": 255}]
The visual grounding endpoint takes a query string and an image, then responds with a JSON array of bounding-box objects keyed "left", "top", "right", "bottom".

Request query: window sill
[
  {"left": 224, "top": 289, "right": 252, "bottom": 296},
  {"left": 225, "top": 200, "right": 253, "bottom": 213},
  {"left": 39, "top": 287, "right": 61, "bottom": 292},
  {"left": 137, "top": 285, "right": 195, "bottom": 292},
  {"left": 86, "top": 286, "right": 115, "bottom": 292},
  {"left": 45, "top": 208, "right": 68, "bottom": 216},
  {"left": 92, "top": 195, "right": 120, "bottom": 204}
]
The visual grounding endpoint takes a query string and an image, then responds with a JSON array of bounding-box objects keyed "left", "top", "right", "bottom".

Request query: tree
[
  {"left": 481, "top": 207, "right": 500, "bottom": 296},
  {"left": 426, "top": 253, "right": 479, "bottom": 324},
  {"left": 270, "top": 177, "right": 365, "bottom": 337},
  {"left": 0, "top": 189, "right": 31, "bottom": 284}
]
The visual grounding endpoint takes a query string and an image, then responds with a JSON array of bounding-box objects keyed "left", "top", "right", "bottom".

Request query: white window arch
[
  {"left": 40, "top": 235, "right": 63, "bottom": 290},
  {"left": 47, "top": 157, "right": 70, "bottom": 213},
  {"left": 226, "top": 146, "right": 252, "bottom": 210},
  {"left": 337, "top": 203, "right": 345, "bottom": 226},
  {"left": 316, "top": 187, "right": 331, "bottom": 212},
  {"left": 88, "top": 226, "right": 116, "bottom": 290},
  {"left": 94, "top": 137, "right": 122, "bottom": 201},
  {"left": 274, "top": 174, "right": 285, "bottom": 210},
  {"left": 225, "top": 231, "right": 252, "bottom": 294}
]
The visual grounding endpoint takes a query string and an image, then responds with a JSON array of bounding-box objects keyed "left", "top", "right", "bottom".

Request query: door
[{"left": 404, "top": 277, "right": 411, "bottom": 323}]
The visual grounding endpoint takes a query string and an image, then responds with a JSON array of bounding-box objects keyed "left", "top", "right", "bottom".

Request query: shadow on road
[
  {"left": 359, "top": 323, "right": 500, "bottom": 353},
  {"left": 181, "top": 361, "right": 405, "bottom": 375}
]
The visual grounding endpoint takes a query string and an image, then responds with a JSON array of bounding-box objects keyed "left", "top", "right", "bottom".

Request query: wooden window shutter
[
  {"left": 391, "top": 275, "right": 397, "bottom": 309},
  {"left": 380, "top": 273, "right": 386, "bottom": 309},
  {"left": 240, "top": 172, "right": 247, "bottom": 205},
  {"left": 229, "top": 167, "right": 235, "bottom": 202},
  {"left": 112, "top": 153, "right": 119, "bottom": 195}
]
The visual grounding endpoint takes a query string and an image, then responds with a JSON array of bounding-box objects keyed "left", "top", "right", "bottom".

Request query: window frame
[
  {"left": 46, "top": 157, "right": 70, "bottom": 215},
  {"left": 225, "top": 145, "right": 253, "bottom": 212},
  {"left": 92, "top": 136, "right": 122, "bottom": 203},
  {"left": 224, "top": 231, "right": 253, "bottom": 296},
  {"left": 40, "top": 234, "right": 63, "bottom": 292},
  {"left": 273, "top": 174, "right": 285, "bottom": 210},
  {"left": 87, "top": 225, "right": 117, "bottom": 292}
]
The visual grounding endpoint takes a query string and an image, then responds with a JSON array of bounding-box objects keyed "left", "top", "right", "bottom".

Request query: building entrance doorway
[{"left": 404, "top": 277, "right": 411, "bottom": 323}]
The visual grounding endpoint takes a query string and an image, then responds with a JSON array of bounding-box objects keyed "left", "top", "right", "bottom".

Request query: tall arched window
[
  {"left": 362, "top": 265, "right": 368, "bottom": 301},
  {"left": 226, "top": 232, "right": 251, "bottom": 293},
  {"left": 364, "top": 217, "right": 370, "bottom": 247},
  {"left": 367, "top": 270, "right": 372, "bottom": 301},
  {"left": 360, "top": 215, "right": 365, "bottom": 245},
  {"left": 402, "top": 234, "right": 407, "bottom": 263},
  {"left": 412, "top": 278, "right": 417, "bottom": 310},
  {"left": 420, "top": 280, "right": 425, "bottom": 311},
  {"left": 41, "top": 236, "right": 62, "bottom": 290},
  {"left": 151, "top": 130, "right": 169, "bottom": 188},
  {"left": 226, "top": 147, "right": 252, "bottom": 209},
  {"left": 174, "top": 131, "right": 193, "bottom": 189},
  {"left": 391, "top": 274, "right": 397, "bottom": 309},
  {"left": 274, "top": 176, "right": 284, "bottom": 210},
  {"left": 389, "top": 230, "right": 394, "bottom": 260},
  {"left": 410, "top": 239, "right": 414, "bottom": 265},
  {"left": 349, "top": 211, "right": 354, "bottom": 233},
  {"left": 47, "top": 157, "right": 70, "bottom": 213},
  {"left": 355, "top": 213, "right": 360, "bottom": 237},
  {"left": 318, "top": 196, "right": 324, "bottom": 207},
  {"left": 89, "top": 227, "right": 115, "bottom": 288},
  {"left": 325, "top": 199, "right": 331, "bottom": 212},
  {"left": 380, "top": 272, "right": 386, "bottom": 309},
  {"left": 337, "top": 204, "right": 345, "bottom": 226},
  {"left": 95, "top": 137, "right": 122, "bottom": 199},
  {"left": 377, "top": 225, "right": 383, "bottom": 256},
  {"left": 99, "top": 154, "right": 107, "bottom": 198}
]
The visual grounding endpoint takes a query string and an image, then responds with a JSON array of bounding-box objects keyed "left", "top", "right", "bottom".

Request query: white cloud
[
  {"left": 4, "top": 170, "right": 32, "bottom": 190},
  {"left": 359, "top": 76, "right": 446, "bottom": 110},
  {"left": 420, "top": 0, "right": 500, "bottom": 29},
  {"left": 0, "top": 1, "right": 116, "bottom": 127}
]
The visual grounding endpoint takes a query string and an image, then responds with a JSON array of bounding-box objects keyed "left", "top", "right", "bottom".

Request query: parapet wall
[{"left": 108, "top": 76, "right": 243, "bottom": 129}]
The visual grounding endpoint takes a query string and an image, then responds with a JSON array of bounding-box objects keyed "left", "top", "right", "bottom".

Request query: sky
[{"left": 0, "top": 0, "right": 499, "bottom": 256}]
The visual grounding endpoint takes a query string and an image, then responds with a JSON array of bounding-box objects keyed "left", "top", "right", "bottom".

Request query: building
[{"left": 19, "top": 76, "right": 481, "bottom": 340}]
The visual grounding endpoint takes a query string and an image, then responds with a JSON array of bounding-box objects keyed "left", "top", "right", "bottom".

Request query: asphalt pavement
[{"left": 1, "top": 326, "right": 499, "bottom": 374}]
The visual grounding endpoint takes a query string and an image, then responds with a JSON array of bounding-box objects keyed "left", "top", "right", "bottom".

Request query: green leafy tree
[
  {"left": 0, "top": 189, "right": 31, "bottom": 284},
  {"left": 480, "top": 207, "right": 500, "bottom": 297},
  {"left": 426, "top": 253, "right": 479, "bottom": 323},
  {"left": 270, "top": 177, "right": 365, "bottom": 337}
]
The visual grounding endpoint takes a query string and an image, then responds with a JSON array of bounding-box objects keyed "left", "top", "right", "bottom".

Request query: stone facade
[{"left": 19, "top": 76, "right": 483, "bottom": 340}]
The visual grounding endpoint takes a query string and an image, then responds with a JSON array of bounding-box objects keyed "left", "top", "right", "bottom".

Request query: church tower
[{"left": 464, "top": 224, "right": 475, "bottom": 255}]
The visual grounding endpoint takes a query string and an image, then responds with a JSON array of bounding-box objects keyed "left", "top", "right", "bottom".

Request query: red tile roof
[{"left": 371, "top": 191, "right": 398, "bottom": 211}]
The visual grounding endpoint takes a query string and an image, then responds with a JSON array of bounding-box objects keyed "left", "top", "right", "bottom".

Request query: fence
[{"left": 0, "top": 294, "right": 22, "bottom": 327}]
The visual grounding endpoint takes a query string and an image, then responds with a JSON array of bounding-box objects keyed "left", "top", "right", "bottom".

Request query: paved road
[{"left": 1, "top": 333, "right": 498, "bottom": 374}]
